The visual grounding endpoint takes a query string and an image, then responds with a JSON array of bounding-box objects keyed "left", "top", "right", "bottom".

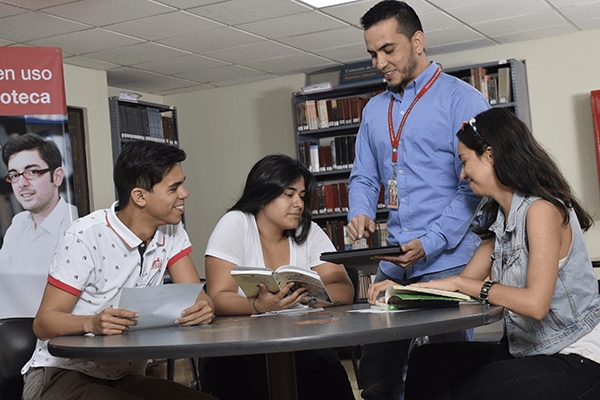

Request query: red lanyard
[{"left": 388, "top": 67, "right": 441, "bottom": 163}]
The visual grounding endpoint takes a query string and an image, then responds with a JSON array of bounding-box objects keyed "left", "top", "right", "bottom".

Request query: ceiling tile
[
  {"left": 210, "top": 74, "right": 278, "bottom": 87},
  {"left": 492, "top": 24, "right": 579, "bottom": 44},
  {"left": 62, "top": 56, "right": 120, "bottom": 71},
  {"left": 114, "top": 75, "right": 201, "bottom": 92},
  {"left": 312, "top": 42, "right": 369, "bottom": 63},
  {"left": 428, "top": 38, "right": 496, "bottom": 56},
  {"left": 322, "top": 0, "right": 434, "bottom": 26},
  {"left": 278, "top": 26, "right": 364, "bottom": 51},
  {"left": 547, "top": 0, "right": 600, "bottom": 7},
  {"left": 1, "top": 0, "right": 75, "bottom": 9},
  {"left": 425, "top": 26, "right": 487, "bottom": 47},
  {"left": 26, "top": 28, "right": 145, "bottom": 55},
  {"left": 236, "top": 10, "right": 348, "bottom": 39},
  {"left": 0, "top": 3, "right": 27, "bottom": 17},
  {"left": 174, "top": 65, "right": 265, "bottom": 84},
  {"left": 472, "top": 10, "right": 570, "bottom": 37},
  {"left": 156, "top": 84, "right": 213, "bottom": 96},
  {"left": 442, "top": 0, "right": 552, "bottom": 24},
  {"left": 559, "top": 2, "right": 600, "bottom": 26},
  {"left": 0, "top": 11, "right": 89, "bottom": 42},
  {"left": 152, "top": 0, "right": 223, "bottom": 9},
  {"left": 44, "top": 0, "right": 173, "bottom": 26},
  {"left": 157, "top": 27, "right": 264, "bottom": 53},
  {"left": 0, "top": 0, "right": 593, "bottom": 95},
  {"left": 132, "top": 54, "right": 229, "bottom": 75},
  {"left": 204, "top": 41, "right": 302, "bottom": 64},
  {"left": 420, "top": 9, "right": 467, "bottom": 32},
  {"left": 245, "top": 52, "right": 333, "bottom": 74},
  {"left": 104, "top": 11, "right": 223, "bottom": 41},
  {"left": 187, "top": 0, "right": 309, "bottom": 25},
  {"left": 84, "top": 42, "right": 190, "bottom": 65}
]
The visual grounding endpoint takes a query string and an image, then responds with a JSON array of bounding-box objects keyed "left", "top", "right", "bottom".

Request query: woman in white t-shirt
[{"left": 201, "top": 154, "right": 355, "bottom": 400}]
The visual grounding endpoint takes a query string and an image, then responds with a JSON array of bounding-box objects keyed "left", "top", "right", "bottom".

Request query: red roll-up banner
[{"left": 0, "top": 47, "right": 67, "bottom": 116}]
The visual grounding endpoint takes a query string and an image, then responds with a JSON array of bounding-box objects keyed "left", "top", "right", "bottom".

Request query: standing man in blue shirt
[{"left": 346, "top": 1, "right": 490, "bottom": 399}]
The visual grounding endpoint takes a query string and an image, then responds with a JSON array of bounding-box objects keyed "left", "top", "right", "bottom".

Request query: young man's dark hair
[
  {"left": 113, "top": 140, "right": 186, "bottom": 208},
  {"left": 2, "top": 133, "right": 62, "bottom": 179},
  {"left": 360, "top": 0, "right": 423, "bottom": 39}
]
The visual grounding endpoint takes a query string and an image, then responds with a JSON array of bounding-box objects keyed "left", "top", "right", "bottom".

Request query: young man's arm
[
  {"left": 33, "top": 283, "right": 138, "bottom": 340},
  {"left": 168, "top": 254, "right": 214, "bottom": 326}
]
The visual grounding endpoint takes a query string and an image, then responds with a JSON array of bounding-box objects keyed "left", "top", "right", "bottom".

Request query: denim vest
[{"left": 490, "top": 192, "right": 600, "bottom": 357}]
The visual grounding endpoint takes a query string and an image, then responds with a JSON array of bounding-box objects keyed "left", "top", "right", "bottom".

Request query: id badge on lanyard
[
  {"left": 387, "top": 68, "right": 441, "bottom": 210},
  {"left": 388, "top": 162, "right": 399, "bottom": 209}
]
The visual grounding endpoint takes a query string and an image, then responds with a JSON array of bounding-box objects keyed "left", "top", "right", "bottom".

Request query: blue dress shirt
[{"left": 348, "top": 61, "right": 490, "bottom": 279}]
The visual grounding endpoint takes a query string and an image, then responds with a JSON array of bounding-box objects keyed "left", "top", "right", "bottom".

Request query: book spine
[
  {"left": 310, "top": 145, "right": 320, "bottom": 173},
  {"left": 317, "top": 99, "right": 329, "bottom": 129},
  {"left": 498, "top": 67, "right": 511, "bottom": 104}
]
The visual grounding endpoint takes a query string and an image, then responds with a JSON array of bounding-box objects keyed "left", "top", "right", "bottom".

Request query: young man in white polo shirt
[
  {"left": 0, "top": 133, "right": 78, "bottom": 318},
  {"left": 22, "top": 140, "right": 217, "bottom": 400}
]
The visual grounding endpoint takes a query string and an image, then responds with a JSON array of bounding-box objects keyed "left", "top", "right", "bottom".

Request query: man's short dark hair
[
  {"left": 360, "top": 0, "right": 423, "bottom": 38},
  {"left": 113, "top": 140, "right": 186, "bottom": 209},
  {"left": 1, "top": 133, "right": 62, "bottom": 170}
]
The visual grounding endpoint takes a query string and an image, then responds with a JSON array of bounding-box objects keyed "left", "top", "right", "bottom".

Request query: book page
[
  {"left": 386, "top": 285, "right": 475, "bottom": 302},
  {"left": 275, "top": 269, "right": 333, "bottom": 304},
  {"left": 231, "top": 268, "right": 280, "bottom": 297}
]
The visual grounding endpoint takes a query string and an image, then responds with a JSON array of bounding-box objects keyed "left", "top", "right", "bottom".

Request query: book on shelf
[
  {"left": 486, "top": 74, "right": 499, "bottom": 105},
  {"left": 305, "top": 100, "right": 319, "bottom": 130},
  {"left": 328, "top": 100, "right": 339, "bottom": 127},
  {"left": 300, "top": 136, "right": 355, "bottom": 172},
  {"left": 295, "top": 102, "right": 308, "bottom": 131},
  {"left": 358, "top": 272, "right": 372, "bottom": 301},
  {"left": 317, "top": 99, "right": 329, "bottom": 129},
  {"left": 324, "top": 220, "right": 346, "bottom": 251},
  {"left": 231, "top": 265, "right": 333, "bottom": 305},
  {"left": 377, "top": 182, "right": 386, "bottom": 209},
  {"left": 338, "top": 181, "right": 349, "bottom": 212},
  {"left": 146, "top": 107, "right": 162, "bottom": 139},
  {"left": 314, "top": 183, "right": 327, "bottom": 215},
  {"left": 294, "top": 93, "right": 377, "bottom": 132},
  {"left": 320, "top": 219, "right": 390, "bottom": 252},
  {"left": 497, "top": 67, "right": 512, "bottom": 104},
  {"left": 313, "top": 182, "right": 349, "bottom": 215},
  {"left": 310, "top": 144, "right": 320, "bottom": 173},
  {"left": 372, "top": 284, "right": 476, "bottom": 311}
]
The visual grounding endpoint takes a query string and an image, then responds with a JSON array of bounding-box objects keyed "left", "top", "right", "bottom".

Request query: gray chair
[{"left": 0, "top": 318, "right": 37, "bottom": 400}]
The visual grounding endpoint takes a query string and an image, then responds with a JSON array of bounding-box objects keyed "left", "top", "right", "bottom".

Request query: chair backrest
[
  {"left": 344, "top": 266, "right": 360, "bottom": 304},
  {"left": 0, "top": 318, "right": 37, "bottom": 400}
]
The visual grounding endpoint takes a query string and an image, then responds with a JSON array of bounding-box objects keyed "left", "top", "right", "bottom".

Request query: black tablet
[{"left": 320, "top": 245, "right": 404, "bottom": 267}]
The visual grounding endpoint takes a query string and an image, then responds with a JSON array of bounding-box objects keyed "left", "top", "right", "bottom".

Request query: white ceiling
[{"left": 1, "top": 0, "right": 599, "bottom": 95}]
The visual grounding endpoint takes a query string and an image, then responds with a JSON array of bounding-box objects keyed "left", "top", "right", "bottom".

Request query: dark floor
[{"left": 146, "top": 357, "right": 363, "bottom": 399}]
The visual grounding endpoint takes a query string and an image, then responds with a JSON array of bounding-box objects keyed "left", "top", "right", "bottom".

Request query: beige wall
[
  {"left": 65, "top": 27, "right": 600, "bottom": 277},
  {"left": 163, "top": 75, "right": 307, "bottom": 273},
  {"left": 63, "top": 64, "right": 114, "bottom": 211}
]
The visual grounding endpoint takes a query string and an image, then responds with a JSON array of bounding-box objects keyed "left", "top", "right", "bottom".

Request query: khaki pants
[{"left": 23, "top": 367, "right": 218, "bottom": 400}]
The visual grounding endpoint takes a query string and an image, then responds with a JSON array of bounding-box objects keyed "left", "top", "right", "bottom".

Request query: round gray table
[{"left": 49, "top": 303, "right": 503, "bottom": 399}]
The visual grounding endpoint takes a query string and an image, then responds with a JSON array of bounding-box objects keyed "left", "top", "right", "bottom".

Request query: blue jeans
[
  {"left": 405, "top": 340, "right": 600, "bottom": 400},
  {"left": 358, "top": 266, "right": 473, "bottom": 400}
]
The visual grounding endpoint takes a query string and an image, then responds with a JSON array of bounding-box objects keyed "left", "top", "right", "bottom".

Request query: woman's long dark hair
[
  {"left": 458, "top": 108, "right": 593, "bottom": 239},
  {"left": 229, "top": 154, "right": 316, "bottom": 244}
]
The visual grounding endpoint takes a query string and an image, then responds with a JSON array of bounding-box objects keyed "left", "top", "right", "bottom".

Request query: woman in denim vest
[{"left": 404, "top": 108, "right": 600, "bottom": 400}]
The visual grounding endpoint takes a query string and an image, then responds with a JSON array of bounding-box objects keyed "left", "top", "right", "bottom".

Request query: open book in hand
[
  {"left": 372, "top": 284, "right": 477, "bottom": 311},
  {"left": 231, "top": 265, "right": 333, "bottom": 305}
]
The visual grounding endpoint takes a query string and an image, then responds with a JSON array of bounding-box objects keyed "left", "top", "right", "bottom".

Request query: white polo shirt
[
  {"left": 22, "top": 201, "right": 192, "bottom": 379},
  {"left": 0, "top": 197, "right": 78, "bottom": 318}
]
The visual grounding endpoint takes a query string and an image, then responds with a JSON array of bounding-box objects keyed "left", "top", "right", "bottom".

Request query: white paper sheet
[{"left": 118, "top": 283, "right": 204, "bottom": 330}]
